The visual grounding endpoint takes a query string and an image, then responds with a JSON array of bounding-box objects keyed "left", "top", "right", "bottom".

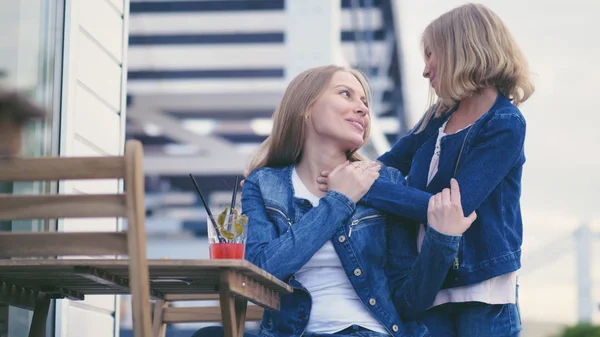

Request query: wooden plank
[
  {"left": 0, "top": 232, "right": 128, "bottom": 257},
  {"left": 0, "top": 282, "right": 38, "bottom": 310},
  {"left": 152, "top": 300, "right": 167, "bottom": 337},
  {"left": 0, "top": 194, "right": 127, "bottom": 220},
  {"left": 0, "top": 259, "right": 293, "bottom": 294},
  {"left": 219, "top": 271, "right": 238, "bottom": 337},
  {"left": 149, "top": 259, "right": 291, "bottom": 294},
  {"left": 234, "top": 298, "right": 248, "bottom": 336},
  {"left": 161, "top": 305, "right": 264, "bottom": 324},
  {"left": 38, "top": 287, "right": 83, "bottom": 301},
  {"left": 163, "top": 294, "right": 219, "bottom": 301},
  {"left": 225, "top": 271, "right": 280, "bottom": 310},
  {"left": 0, "top": 156, "right": 125, "bottom": 181},
  {"left": 124, "top": 140, "right": 153, "bottom": 337},
  {"left": 74, "top": 266, "right": 164, "bottom": 299}
]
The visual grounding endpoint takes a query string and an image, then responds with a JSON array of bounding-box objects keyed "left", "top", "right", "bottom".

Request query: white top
[
  {"left": 292, "top": 167, "right": 387, "bottom": 334},
  {"left": 417, "top": 120, "right": 517, "bottom": 307}
]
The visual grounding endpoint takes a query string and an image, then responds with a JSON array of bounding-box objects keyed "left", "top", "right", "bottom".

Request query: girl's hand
[{"left": 427, "top": 178, "right": 477, "bottom": 236}]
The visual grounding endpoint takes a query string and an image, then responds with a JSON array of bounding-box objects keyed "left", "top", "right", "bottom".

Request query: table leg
[
  {"left": 28, "top": 294, "right": 50, "bottom": 337},
  {"left": 220, "top": 294, "right": 249, "bottom": 337},
  {"left": 219, "top": 290, "right": 238, "bottom": 337},
  {"left": 235, "top": 298, "right": 248, "bottom": 336},
  {"left": 152, "top": 300, "right": 167, "bottom": 337}
]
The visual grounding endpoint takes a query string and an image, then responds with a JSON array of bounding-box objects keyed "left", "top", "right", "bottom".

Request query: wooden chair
[
  {"left": 0, "top": 140, "right": 152, "bottom": 337},
  {"left": 152, "top": 294, "right": 264, "bottom": 337}
]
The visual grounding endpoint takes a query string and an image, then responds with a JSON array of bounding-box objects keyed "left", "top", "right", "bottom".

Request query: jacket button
[
  {"left": 354, "top": 268, "right": 362, "bottom": 276},
  {"left": 392, "top": 324, "right": 399, "bottom": 332},
  {"left": 338, "top": 235, "right": 346, "bottom": 243},
  {"left": 369, "top": 298, "right": 376, "bottom": 306}
]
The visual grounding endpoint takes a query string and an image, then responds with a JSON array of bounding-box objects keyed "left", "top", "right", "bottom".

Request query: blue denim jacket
[
  {"left": 242, "top": 165, "right": 460, "bottom": 337},
  {"left": 365, "top": 93, "right": 525, "bottom": 289}
]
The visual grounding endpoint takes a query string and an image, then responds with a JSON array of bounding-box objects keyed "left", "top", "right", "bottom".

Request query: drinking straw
[
  {"left": 228, "top": 176, "right": 240, "bottom": 216},
  {"left": 188, "top": 173, "right": 224, "bottom": 243}
]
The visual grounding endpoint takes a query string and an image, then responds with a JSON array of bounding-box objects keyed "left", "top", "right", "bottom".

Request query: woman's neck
[{"left": 295, "top": 140, "right": 347, "bottom": 197}]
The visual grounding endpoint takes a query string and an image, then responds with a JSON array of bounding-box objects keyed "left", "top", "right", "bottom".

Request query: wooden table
[{"left": 0, "top": 259, "right": 292, "bottom": 337}]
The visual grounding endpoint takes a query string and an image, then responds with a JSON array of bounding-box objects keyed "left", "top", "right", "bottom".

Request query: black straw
[
  {"left": 228, "top": 176, "right": 240, "bottom": 216},
  {"left": 188, "top": 173, "right": 224, "bottom": 243}
]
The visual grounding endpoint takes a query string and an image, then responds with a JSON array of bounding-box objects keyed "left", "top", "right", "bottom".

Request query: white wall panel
[
  {"left": 55, "top": 0, "right": 129, "bottom": 336},
  {"left": 73, "top": 84, "right": 121, "bottom": 155},
  {"left": 66, "top": 305, "right": 116, "bottom": 337},
  {"left": 106, "top": 0, "right": 124, "bottom": 15},
  {"left": 76, "top": 32, "right": 123, "bottom": 111},
  {"left": 79, "top": 0, "right": 124, "bottom": 62}
]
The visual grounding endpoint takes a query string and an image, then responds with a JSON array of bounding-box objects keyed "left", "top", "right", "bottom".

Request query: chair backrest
[{"left": 0, "top": 140, "right": 151, "bottom": 336}]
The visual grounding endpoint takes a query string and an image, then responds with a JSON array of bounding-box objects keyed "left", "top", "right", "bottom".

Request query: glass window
[{"left": 0, "top": 0, "right": 63, "bottom": 335}]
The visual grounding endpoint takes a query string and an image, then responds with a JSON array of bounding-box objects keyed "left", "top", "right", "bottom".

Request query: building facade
[{"left": 0, "top": 0, "right": 129, "bottom": 336}]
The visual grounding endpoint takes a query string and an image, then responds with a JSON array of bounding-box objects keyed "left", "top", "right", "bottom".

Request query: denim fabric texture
[
  {"left": 241, "top": 165, "right": 460, "bottom": 337},
  {"left": 191, "top": 324, "right": 395, "bottom": 337},
  {"left": 368, "top": 93, "right": 526, "bottom": 289},
  {"left": 420, "top": 301, "right": 522, "bottom": 337}
]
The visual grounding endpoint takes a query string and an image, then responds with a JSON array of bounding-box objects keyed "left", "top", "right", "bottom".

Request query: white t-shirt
[{"left": 292, "top": 167, "right": 387, "bottom": 334}]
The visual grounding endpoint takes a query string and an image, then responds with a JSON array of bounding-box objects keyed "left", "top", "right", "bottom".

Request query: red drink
[{"left": 209, "top": 243, "right": 245, "bottom": 259}]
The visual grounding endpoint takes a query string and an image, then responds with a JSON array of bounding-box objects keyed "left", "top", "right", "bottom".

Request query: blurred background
[{"left": 1, "top": 0, "right": 598, "bottom": 337}]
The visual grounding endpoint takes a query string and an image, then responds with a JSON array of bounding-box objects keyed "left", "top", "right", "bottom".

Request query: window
[{"left": 0, "top": 0, "right": 63, "bottom": 335}]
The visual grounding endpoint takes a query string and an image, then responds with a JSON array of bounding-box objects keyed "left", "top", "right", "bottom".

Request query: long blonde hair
[
  {"left": 417, "top": 3, "right": 535, "bottom": 132},
  {"left": 247, "top": 65, "right": 372, "bottom": 173}
]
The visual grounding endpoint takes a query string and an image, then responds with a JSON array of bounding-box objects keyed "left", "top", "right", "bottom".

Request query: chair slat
[
  {"left": 0, "top": 232, "right": 128, "bottom": 258},
  {"left": 0, "top": 157, "right": 125, "bottom": 182},
  {"left": 162, "top": 305, "right": 264, "bottom": 323},
  {"left": 163, "top": 294, "right": 219, "bottom": 301},
  {"left": 0, "top": 194, "right": 127, "bottom": 220}
]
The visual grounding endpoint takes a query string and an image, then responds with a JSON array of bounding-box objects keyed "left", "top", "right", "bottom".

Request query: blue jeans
[
  {"left": 190, "top": 326, "right": 256, "bottom": 337},
  {"left": 190, "top": 325, "right": 390, "bottom": 337},
  {"left": 304, "top": 325, "right": 390, "bottom": 337},
  {"left": 421, "top": 302, "right": 522, "bottom": 337}
]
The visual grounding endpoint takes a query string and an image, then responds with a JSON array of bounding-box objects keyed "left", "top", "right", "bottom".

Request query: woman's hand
[
  {"left": 427, "top": 178, "right": 477, "bottom": 236},
  {"left": 317, "top": 170, "right": 330, "bottom": 193},
  {"left": 240, "top": 169, "right": 249, "bottom": 187},
  {"left": 322, "top": 160, "right": 381, "bottom": 203}
]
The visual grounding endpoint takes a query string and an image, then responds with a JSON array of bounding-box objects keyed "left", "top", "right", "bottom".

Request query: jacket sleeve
[
  {"left": 364, "top": 111, "right": 525, "bottom": 223},
  {"left": 377, "top": 118, "right": 426, "bottom": 176},
  {"left": 242, "top": 173, "right": 355, "bottom": 280},
  {"left": 386, "top": 223, "right": 460, "bottom": 320},
  {"left": 361, "top": 167, "right": 432, "bottom": 224}
]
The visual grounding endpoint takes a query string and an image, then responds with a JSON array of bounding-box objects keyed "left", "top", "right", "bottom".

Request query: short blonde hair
[
  {"left": 418, "top": 3, "right": 534, "bottom": 131},
  {"left": 247, "top": 65, "right": 372, "bottom": 173}
]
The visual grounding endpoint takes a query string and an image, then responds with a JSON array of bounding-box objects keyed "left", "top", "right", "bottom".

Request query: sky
[{"left": 396, "top": 0, "right": 600, "bottom": 325}]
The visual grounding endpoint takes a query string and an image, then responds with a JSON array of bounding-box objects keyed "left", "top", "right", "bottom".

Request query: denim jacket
[
  {"left": 365, "top": 93, "right": 526, "bottom": 289},
  {"left": 242, "top": 165, "right": 460, "bottom": 337}
]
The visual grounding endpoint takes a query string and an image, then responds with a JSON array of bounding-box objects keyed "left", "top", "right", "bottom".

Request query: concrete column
[
  {"left": 284, "top": 0, "right": 389, "bottom": 157},
  {"left": 285, "top": 0, "right": 344, "bottom": 82},
  {"left": 575, "top": 222, "right": 593, "bottom": 323}
]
